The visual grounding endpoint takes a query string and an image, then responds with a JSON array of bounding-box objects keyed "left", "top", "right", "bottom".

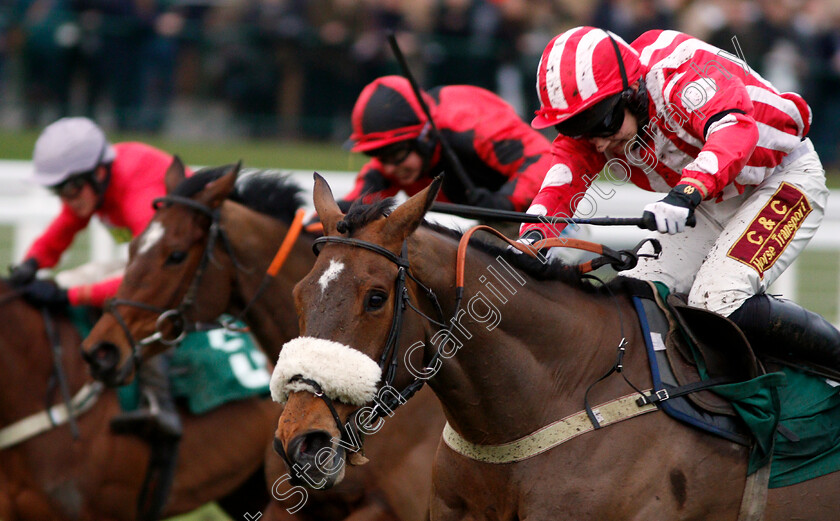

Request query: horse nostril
[
  {"left": 289, "top": 430, "right": 333, "bottom": 462},
  {"left": 85, "top": 342, "right": 121, "bottom": 380}
]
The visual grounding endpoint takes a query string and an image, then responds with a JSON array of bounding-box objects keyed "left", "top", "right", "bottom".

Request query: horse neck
[
  {"left": 406, "top": 228, "right": 645, "bottom": 444},
  {"left": 222, "top": 204, "right": 314, "bottom": 357},
  {"left": 0, "top": 294, "right": 87, "bottom": 427}
]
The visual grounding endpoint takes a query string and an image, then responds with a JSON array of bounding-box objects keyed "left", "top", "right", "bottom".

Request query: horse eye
[
  {"left": 165, "top": 251, "right": 188, "bottom": 266},
  {"left": 365, "top": 290, "right": 388, "bottom": 311}
]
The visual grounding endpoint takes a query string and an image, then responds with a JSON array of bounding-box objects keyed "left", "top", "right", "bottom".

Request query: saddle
[
  {"left": 664, "top": 291, "right": 761, "bottom": 415},
  {"left": 629, "top": 279, "right": 840, "bottom": 488},
  {"left": 631, "top": 282, "right": 759, "bottom": 446}
]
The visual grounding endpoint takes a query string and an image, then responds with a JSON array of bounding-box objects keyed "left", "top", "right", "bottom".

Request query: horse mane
[
  {"left": 338, "top": 198, "right": 629, "bottom": 295},
  {"left": 233, "top": 169, "right": 305, "bottom": 223},
  {"left": 339, "top": 198, "right": 395, "bottom": 235},
  {"left": 179, "top": 166, "right": 304, "bottom": 223}
]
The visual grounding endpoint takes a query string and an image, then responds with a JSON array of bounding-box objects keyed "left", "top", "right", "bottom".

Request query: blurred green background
[
  {"left": 0, "top": 129, "right": 359, "bottom": 171},
  {"left": 0, "top": 128, "right": 357, "bottom": 270}
]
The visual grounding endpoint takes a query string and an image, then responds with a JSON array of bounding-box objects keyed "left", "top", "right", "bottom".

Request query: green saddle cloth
[
  {"left": 169, "top": 325, "right": 271, "bottom": 414},
  {"left": 764, "top": 367, "right": 840, "bottom": 487},
  {"left": 711, "top": 365, "right": 840, "bottom": 487},
  {"left": 68, "top": 308, "right": 271, "bottom": 415}
]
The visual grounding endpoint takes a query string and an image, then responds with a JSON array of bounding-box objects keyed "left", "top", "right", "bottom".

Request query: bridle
[
  {"left": 274, "top": 233, "right": 455, "bottom": 474},
  {"left": 95, "top": 194, "right": 247, "bottom": 383},
  {"left": 281, "top": 228, "right": 659, "bottom": 461},
  {"left": 313, "top": 236, "right": 453, "bottom": 410},
  {"left": 303, "top": 236, "right": 455, "bottom": 438}
]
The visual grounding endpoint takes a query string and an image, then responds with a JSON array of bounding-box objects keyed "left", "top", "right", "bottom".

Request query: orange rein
[
  {"left": 455, "top": 225, "right": 609, "bottom": 289},
  {"left": 304, "top": 221, "right": 325, "bottom": 235},
  {"left": 267, "top": 208, "right": 307, "bottom": 277}
]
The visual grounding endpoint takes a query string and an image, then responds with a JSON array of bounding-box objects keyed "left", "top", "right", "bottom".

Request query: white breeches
[{"left": 622, "top": 139, "right": 828, "bottom": 316}]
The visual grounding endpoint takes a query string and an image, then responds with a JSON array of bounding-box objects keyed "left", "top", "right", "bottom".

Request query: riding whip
[
  {"left": 430, "top": 201, "right": 676, "bottom": 229},
  {"left": 386, "top": 32, "right": 478, "bottom": 198}
]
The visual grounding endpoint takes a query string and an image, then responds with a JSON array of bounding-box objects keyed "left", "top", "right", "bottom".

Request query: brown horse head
[
  {"left": 82, "top": 157, "right": 243, "bottom": 385},
  {"left": 271, "top": 173, "right": 443, "bottom": 488},
  {"left": 83, "top": 158, "right": 315, "bottom": 386}
]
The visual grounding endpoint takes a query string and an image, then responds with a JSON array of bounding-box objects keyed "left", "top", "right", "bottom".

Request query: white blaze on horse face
[
  {"left": 139, "top": 221, "right": 165, "bottom": 255},
  {"left": 318, "top": 259, "right": 345, "bottom": 293}
]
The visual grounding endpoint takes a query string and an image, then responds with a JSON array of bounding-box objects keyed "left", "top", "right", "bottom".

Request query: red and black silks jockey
[{"left": 342, "top": 75, "right": 553, "bottom": 212}]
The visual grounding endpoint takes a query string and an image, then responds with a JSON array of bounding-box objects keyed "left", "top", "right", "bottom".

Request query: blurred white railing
[{"left": 1, "top": 160, "right": 837, "bottom": 322}]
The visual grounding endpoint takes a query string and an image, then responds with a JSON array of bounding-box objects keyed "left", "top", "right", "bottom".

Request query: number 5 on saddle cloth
[{"left": 69, "top": 309, "right": 271, "bottom": 414}]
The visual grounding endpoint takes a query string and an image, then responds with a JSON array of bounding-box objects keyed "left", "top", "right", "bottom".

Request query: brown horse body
[
  {"left": 0, "top": 281, "right": 279, "bottom": 520},
  {"left": 274, "top": 176, "right": 839, "bottom": 520},
  {"left": 80, "top": 162, "right": 442, "bottom": 521}
]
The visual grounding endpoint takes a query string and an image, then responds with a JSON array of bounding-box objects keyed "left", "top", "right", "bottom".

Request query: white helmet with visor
[{"left": 31, "top": 117, "right": 116, "bottom": 188}]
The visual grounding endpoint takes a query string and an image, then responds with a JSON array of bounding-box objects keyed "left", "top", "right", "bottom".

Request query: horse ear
[
  {"left": 164, "top": 155, "right": 187, "bottom": 195},
  {"left": 313, "top": 172, "right": 344, "bottom": 235},
  {"left": 197, "top": 162, "right": 240, "bottom": 208},
  {"left": 382, "top": 175, "right": 442, "bottom": 243}
]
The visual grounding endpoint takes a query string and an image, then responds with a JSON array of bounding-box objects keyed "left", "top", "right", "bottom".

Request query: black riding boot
[
  {"left": 110, "top": 353, "right": 183, "bottom": 439},
  {"left": 728, "top": 294, "right": 840, "bottom": 378}
]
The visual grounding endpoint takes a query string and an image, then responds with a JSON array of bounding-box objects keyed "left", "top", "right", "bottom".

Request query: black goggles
[
  {"left": 50, "top": 173, "right": 93, "bottom": 199},
  {"left": 365, "top": 141, "right": 414, "bottom": 165},
  {"left": 49, "top": 142, "right": 107, "bottom": 198},
  {"left": 554, "top": 95, "right": 626, "bottom": 140}
]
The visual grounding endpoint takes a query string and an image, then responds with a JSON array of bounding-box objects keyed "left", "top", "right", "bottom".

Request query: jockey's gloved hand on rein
[
  {"left": 21, "top": 279, "right": 69, "bottom": 308},
  {"left": 517, "top": 229, "right": 545, "bottom": 246},
  {"left": 642, "top": 184, "right": 702, "bottom": 234},
  {"left": 8, "top": 258, "right": 39, "bottom": 287},
  {"left": 467, "top": 188, "right": 514, "bottom": 211},
  {"left": 511, "top": 229, "right": 549, "bottom": 258}
]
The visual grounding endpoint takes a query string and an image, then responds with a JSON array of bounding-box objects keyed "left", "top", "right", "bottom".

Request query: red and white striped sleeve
[
  {"left": 663, "top": 65, "right": 760, "bottom": 198},
  {"left": 519, "top": 136, "right": 606, "bottom": 237},
  {"left": 637, "top": 30, "right": 811, "bottom": 200}
]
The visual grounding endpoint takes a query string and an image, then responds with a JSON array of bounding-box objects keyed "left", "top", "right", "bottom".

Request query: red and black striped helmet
[{"left": 347, "top": 76, "right": 435, "bottom": 153}]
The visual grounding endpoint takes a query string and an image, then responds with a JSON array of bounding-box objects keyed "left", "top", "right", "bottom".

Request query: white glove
[
  {"left": 642, "top": 184, "right": 702, "bottom": 235},
  {"left": 642, "top": 201, "right": 691, "bottom": 234}
]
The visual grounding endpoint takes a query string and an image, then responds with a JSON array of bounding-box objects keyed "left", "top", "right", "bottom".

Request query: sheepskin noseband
[{"left": 270, "top": 337, "right": 382, "bottom": 406}]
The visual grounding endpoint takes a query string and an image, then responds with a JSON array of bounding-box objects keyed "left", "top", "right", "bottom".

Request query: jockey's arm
[
  {"left": 67, "top": 275, "right": 122, "bottom": 308},
  {"left": 665, "top": 60, "right": 761, "bottom": 199},
  {"left": 25, "top": 205, "right": 91, "bottom": 268},
  {"left": 473, "top": 125, "right": 554, "bottom": 212},
  {"left": 679, "top": 110, "right": 760, "bottom": 200},
  {"left": 518, "top": 137, "right": 606, "bottom": 238}
]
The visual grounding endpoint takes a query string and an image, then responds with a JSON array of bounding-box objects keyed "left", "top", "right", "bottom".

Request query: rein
[
  {"left": 1, "top": 305, "right": 104, "bottom": 450},
  {"left": 222, "top": 207, "right": 306, "bottom": 330},
  {"left": 455, "top": 224, "right": 661, "bottom": 286}
]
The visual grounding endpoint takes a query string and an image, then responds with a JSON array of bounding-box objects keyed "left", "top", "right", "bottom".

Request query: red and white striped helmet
[{"left": 532, "top": 27, "right": 642, "bottom": 129}]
